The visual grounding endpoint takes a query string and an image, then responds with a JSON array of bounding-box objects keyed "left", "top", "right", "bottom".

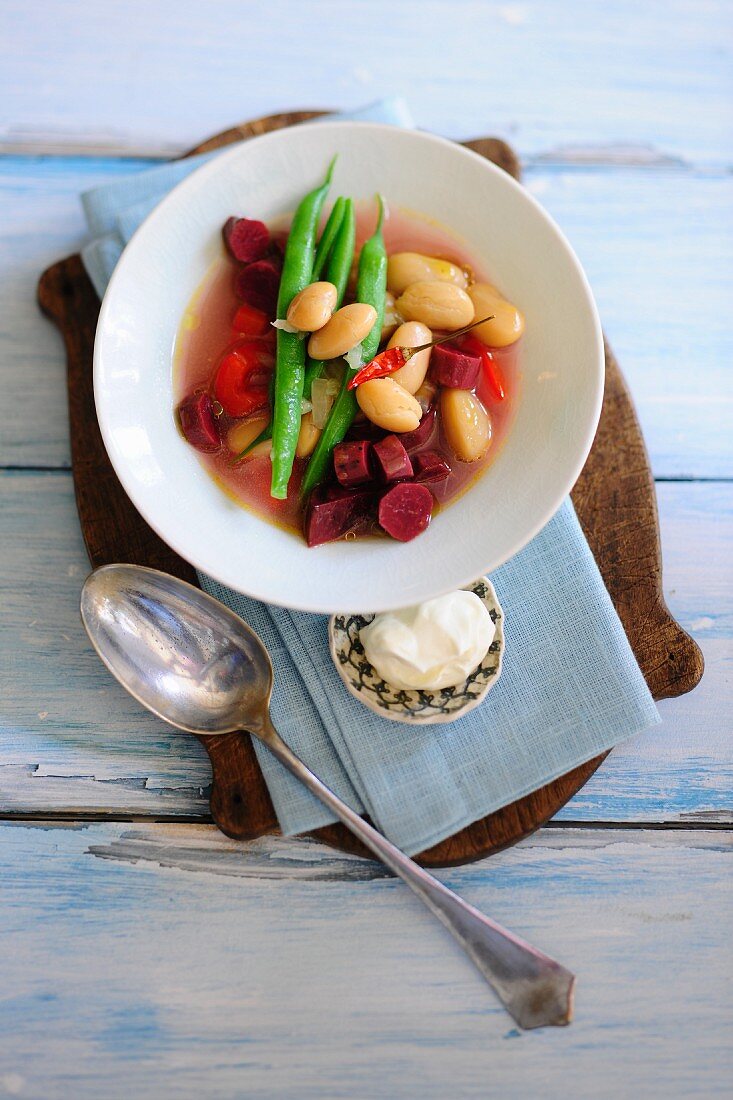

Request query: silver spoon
[{"left": 80, "top": 563, "right": 575, "bottom": 1029}]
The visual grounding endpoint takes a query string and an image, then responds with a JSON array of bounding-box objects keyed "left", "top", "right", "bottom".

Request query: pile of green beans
[
  {"left": 301, "top": 195, "right": 387, "bottom": 498},
  {"left": 270, "top": 158, "right": 335, "bottom": 500},
  {"left": 303, "top": 197, "right": 356, "bottom": 400},
  {"left": 232, "top": 194, "right": 356, "bottom": 466}
]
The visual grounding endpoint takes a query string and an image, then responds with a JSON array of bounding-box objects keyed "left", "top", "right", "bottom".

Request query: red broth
[{"left": 174, "top": 204, "right": 520, "bottom": 537}]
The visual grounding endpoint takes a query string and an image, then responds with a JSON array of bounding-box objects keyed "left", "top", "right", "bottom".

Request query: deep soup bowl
[{"left": 94, "top": 121, "right": 603, "bottom": 614}]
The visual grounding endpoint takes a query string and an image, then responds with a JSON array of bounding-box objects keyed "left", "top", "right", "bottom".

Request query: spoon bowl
[{"left": 81, "top": 563, "right": 273, "bottom": 736}]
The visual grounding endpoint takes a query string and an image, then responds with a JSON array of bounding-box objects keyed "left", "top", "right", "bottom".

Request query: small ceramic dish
[{"left": 329, "top": 577, "right": 504, "bottom": 725}]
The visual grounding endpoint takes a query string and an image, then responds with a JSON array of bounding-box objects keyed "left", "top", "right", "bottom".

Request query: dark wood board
[{"left": 37, "top": 111, "right": 703, "bottom": 867}]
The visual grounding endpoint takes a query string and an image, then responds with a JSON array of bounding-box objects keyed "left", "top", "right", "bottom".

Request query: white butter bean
[
  {"left": 387, "top": 321, "right": 432, "bottom": 394},
  {"left": 356, "top": 378, "right": 423, "bottom": 433},
  {"left": 396, "top": 281, "right": 474, "bottom": 331},
  {"left": 308, "top": 302, "right": 377, "bottom": 360},
  {"left": 387, "top": 252, "right": 468, "bottom": 297},
  {"left": 286, "top": 281, "right": 338, "bottom": 332}
]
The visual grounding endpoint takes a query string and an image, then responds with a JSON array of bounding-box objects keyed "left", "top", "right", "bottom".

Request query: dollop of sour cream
[{"left": 361, "top": 590, "right": 496, "bottom": 691}]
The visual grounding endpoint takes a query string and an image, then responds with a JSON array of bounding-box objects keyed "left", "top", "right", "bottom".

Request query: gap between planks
[{"left": 0, "top": 811, "right": 730, "bottom": 831}]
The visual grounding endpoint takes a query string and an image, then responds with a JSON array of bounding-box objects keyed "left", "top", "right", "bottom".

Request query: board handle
[{"left": 200, "top": 732, "right": 278, "bottom": 839}]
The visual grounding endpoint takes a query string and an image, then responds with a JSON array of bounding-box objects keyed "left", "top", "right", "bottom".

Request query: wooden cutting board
[{"left": 37, "top": 110, "right": 703, "bottom": 867}]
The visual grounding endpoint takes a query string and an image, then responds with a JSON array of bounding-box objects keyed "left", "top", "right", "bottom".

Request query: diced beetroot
[
  {"left": 345, "top": 419, "right": 388, "bottom": 443},
  {"left": 305, "top": 489, "right": 375, "bottom": 547},
  {"left": 234, "top": 260, "right": 281, "bottom": 316},
  {"left": 430, "top": 343, "right": 481, "bottom": 389},
  {"left": 378, "top": 483, "right": 433, "bottom": 542},
  {"left": 399, "top": 405, "right": 437, "bottom": 453},
  {"left": 333, "top": 440, "right": 373, "bottom": 488},
  {"left": 177, "top": 391, "right": 221, "bottom": 453},
  {"left": 222, "top": 217, "right": 270, "bottom": 264},
  {"left": 372, "top": 435, "right": 414, "bottom": 483},
  {"left": 413, "top": 450, "right": 451, "bottom": 484}
]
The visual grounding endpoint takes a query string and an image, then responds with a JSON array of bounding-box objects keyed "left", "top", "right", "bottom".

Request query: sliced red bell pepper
[
  {"left": 460, "top": 335, "right": 506, "bottom": 402},
  {"left": 347, "top": 347, "right": 407, "bottom": 390},
  {"left": 231, "top": 302, "right": 270, "bottom": 338},
  {"left": 213, "top": 340, "right": 274, "bottom": 418}
]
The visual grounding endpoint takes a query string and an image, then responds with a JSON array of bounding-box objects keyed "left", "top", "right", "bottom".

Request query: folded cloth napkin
[{"left": 81, "top": 98, "right": 659, "bottom": 855}]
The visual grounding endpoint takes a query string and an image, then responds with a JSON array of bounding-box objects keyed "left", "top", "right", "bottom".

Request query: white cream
[{"left": 361, "top": 590, "right": 496, "bottom": 691}]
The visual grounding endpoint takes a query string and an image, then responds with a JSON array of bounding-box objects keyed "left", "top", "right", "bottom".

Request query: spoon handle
[{"left": 253, "top": 719, "right": 574, "bottom": 1030}]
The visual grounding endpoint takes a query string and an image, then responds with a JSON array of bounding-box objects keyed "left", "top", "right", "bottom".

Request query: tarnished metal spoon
[{"left": 80, "top": 563, "right": 575, "bottom": 1029}]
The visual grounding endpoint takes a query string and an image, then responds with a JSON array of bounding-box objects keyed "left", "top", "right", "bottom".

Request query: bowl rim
[{"left": 94, "top": 120, "right": 604, "bottom": 613}]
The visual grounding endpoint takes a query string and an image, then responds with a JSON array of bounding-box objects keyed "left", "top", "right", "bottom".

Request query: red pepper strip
[
  {"left": 461, "top": 335, "right": 506, "bottom": 402},
  {"left": 347, "top": 346, "right": 407, "bottom": 390},
  {"left": 214, "top": 340, "right": 273, "bottom": 418},
  {"left": 231, "top": 302, "right": 270, "bottom": 338}
]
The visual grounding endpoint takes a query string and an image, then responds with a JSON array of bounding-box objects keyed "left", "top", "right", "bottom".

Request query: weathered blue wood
[
  {"left": 0, "top": 156, "right": 151, "bottom": 468},
  {"left": 0, "top": 823, "right": 730, "bottom": 1099},
  {"left": 2, "top": 0, "right": 731, "bottom": 165},
  {"left": 2, "top": 157, "right": 731, "bottom": 477},
  {"left": 1, "top": 472, "right": 729, "bottom": 822}
]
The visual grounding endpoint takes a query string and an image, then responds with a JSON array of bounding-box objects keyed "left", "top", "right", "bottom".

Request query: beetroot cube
[
  {"left": 234, "top": 259, "right": 281, "bottom": 317},
  {"left": 304, "top": 490, "right": 375, "bottom": 547},
  {"left": 333, "top": 440, "right": 373, "bottom": 488},
  {"left": 431, "top": 343, "right": 481, "bottom": 389},
  {"left": 378, "top": 483, "right": 433, "bottom": 542},
  {"left": 222, "top": 217, "right": 270, "bottom": 263},
  {"left": 372, "top": 435, "right": 413, "bottom": 483},
  {"left": 399, "top": 405, "right": 437, "bottom": 453},
  {"left": 413, "top": 450, "right": 451, "bottom": 484},
  {"left": 176, "top": 391, "right": 221, "bottom": 453},
  {"left": 345, "top": 419, "right": 388, "bottom": 443}
]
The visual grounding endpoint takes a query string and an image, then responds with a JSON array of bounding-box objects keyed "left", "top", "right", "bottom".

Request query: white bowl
[{"left": 95, "top": 121, "right": 603, "bottom": 614}]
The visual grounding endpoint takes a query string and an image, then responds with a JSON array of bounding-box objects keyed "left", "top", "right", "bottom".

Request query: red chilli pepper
[
  {"left": 347, "top": 347, "right": 407, "bottom": 390},
  {"left": 231, "top": 302, "right": 270, "bottom": 338},
  {"left": 213, "top": 340, "right": 273, "bottom": 418},
  {"left": 461, "top": 335, "right": 506, "bottom": 402}
]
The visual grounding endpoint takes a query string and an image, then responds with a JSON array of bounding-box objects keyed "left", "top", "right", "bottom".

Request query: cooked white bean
[
  {"left": 387, "top": 321, "right": 432, "bottom": 394},
  {"left": 295, "top": 411, "right": 321, "bottom": 458},
  {"left": 356, "top": 378, "right": 423, "bottom": 433},
  {"left": 440, "top": 388, "right": 492, "bottom": 462},
  {"left": 286, "top": 281, "right": 338, "bottom": 332},
  {"left": 467, "top": 282, "right": 524, "bottom": 347},
  {"left": 227, "top": 416, "right": 270, "bottom": 457},
  {"left": 308, "top": 302, "right": 377, "bottom": 359},
  {"left": 387, "top": 252, "right": 468, "bottom": 297},
  {"left": 396, "top": 281, "right": 474, "bottom": 331}
]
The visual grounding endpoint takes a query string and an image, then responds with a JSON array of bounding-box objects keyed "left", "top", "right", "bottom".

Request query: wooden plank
[
  {"left": 0, "top": 823, "right": 730, "bottom": 1098},
  {"left": 2, "top": 156, "right": 732, "bottom": 477},
  {"left": 1, "top": 0, "right": 731, "bottom": 165},
  {"left": 1, "top": 472, "right": 729, "bottom": 822},
  {"left": 527, "top": 165, "right": 733, "bottom": 479},
  {"left": 0, "top": 156, "right": 153, "bottom": 468}
]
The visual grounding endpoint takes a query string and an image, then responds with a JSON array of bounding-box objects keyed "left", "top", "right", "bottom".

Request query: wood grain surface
[
  {"left": 36, "top": 113, "right": 702, "bottom": 865},
  {"left": 1, "top": 822, "right": 731, "bottom": 1100}
]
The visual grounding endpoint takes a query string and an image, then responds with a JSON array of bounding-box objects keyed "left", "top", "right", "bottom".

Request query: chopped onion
[
  {"left": 300, "top": 398, "right": 313, "bottom": 415},
  {"left": 344, "top": 343, "right": 363, "bottom": 372},
  {"left": 271, "top": 318, "right": 300, "bottom": 334},
  {"left": 311, "top": 377, "right": 340, "bottom": 429}
]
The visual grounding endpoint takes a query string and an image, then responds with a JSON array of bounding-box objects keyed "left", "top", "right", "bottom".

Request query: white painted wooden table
[{"left": 1, "top": 3, "right": 731, "bottom": 1097}]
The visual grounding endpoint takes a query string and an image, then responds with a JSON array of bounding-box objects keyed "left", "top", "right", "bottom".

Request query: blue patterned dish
[{"left": 328, "top": 578, "right": 504, "bottom": 725}]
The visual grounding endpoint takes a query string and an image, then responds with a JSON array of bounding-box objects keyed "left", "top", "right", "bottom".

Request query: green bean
[
  {"left": 270, "top": 157, "right": 336, "bottom": 499},
  {"left": 312, "top": 197, "right": 345, "bottom": 281},
  {"left": 238, "top": 199, "right": 354, "bottom": 460},
  {"left": 303, "top": 197, "right": 356, "bottom": 400},
  {"left": 301, "top": 195, "right": 387, "bottom": 497}
]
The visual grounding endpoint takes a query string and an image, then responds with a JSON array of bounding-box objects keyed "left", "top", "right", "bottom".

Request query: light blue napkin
[{"left": 80, "top": 98, "right": 659, "bottom": 854}]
